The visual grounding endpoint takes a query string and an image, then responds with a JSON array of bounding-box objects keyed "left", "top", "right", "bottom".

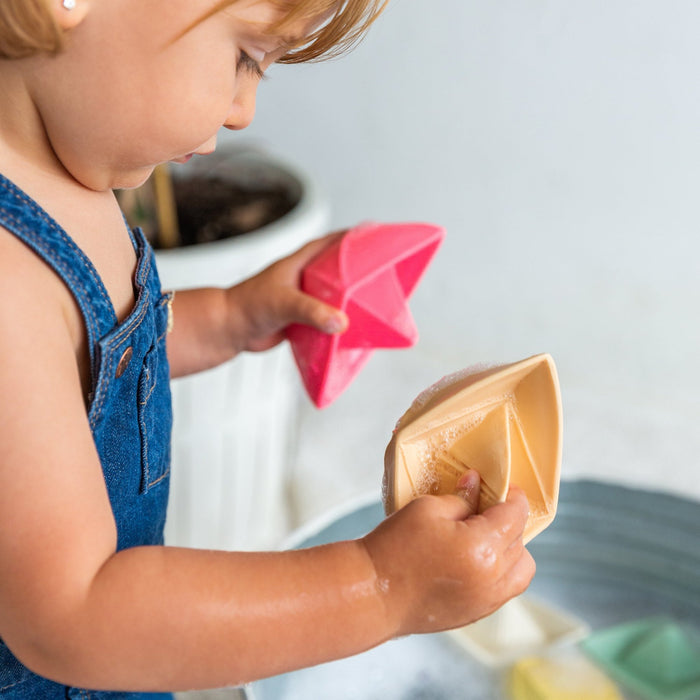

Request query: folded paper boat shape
[
  {"left": 581, "top": 617, "right": 700, "bottom": 700},
  {"left": 447, "top": 595, "right": 589, "bottom": 667},
  {"left": 287, "top": 221, "right": 445, "bottom": 408},
  {"left": 383, "top": 353, "right": 562, "bottom": 543},
  {"left": 509, "top": 652, "right": 624, "bottom": 700}
]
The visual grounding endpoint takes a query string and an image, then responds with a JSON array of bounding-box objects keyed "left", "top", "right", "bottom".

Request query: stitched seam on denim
[
  {"left": 86, "top": 228, "right": 153, "bottom": 423},
  {"left": 0, "top": 183, "right": 114, "bottom": 319},
  {"left": 0, "top": 186, "right": 115, "bottom": 338},
  {"left": 0, "top": 679, "right": 24, "bottom": 692},
  {"left": 145, "top": 310, "right": 171, "bottom": 488},
  {"left": 139, "top": 363, "right": 155, "bottom": 487},
  {"left": 89, "top": 292, "right": 149, "bottom": 429},
  {"left": 139, "top": 391, "right": 150, "bottom": 488},
  {"left": 131, "top": 237, "right": 152, "bottom": 302},
  {"left": 89, "top": 288, "right": 150, "bottom": 429},
  {"left": 157, "top": 293, "right": 171, "bottom": 307},
  {"left": 0, "top": 206, "right": 101, "bottom": 359},
  {"left": 108, "top": 287, "right": 152, "bottom": 349},
  {"left": 148, "top": 466, "right": 170, "bottom": 488},
  {"left": 140, "top": 240, "right": 152, "bottom": 285},
  {"left": 139, "top": 367, "right": 158, "bottom": 406},
  {"left": 155, "top": 293, "right": 172, "bottom": 345},
  {"left": 139, "top": 346, "right": 171, "bottom": 489}
]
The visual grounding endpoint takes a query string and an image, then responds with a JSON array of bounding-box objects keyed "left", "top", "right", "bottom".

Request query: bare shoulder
[
  {"left": 0, "top": 222, "right": 74, "bottom": 311},
  {"left": 0, "top": 221, "right": 92, "bottom": 384}
]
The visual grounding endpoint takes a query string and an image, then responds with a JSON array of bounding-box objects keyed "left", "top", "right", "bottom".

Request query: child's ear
[{"left": 54, "top": 0, "right": 90, "bottom": 31}]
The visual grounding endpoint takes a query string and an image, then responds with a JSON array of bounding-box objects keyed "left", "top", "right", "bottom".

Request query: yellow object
[
  {"left": 509, "top": 654, "right": 623, "bottom": 700},
  {"left": 383, "top": 353, "right": 562, "bottom": 543}
]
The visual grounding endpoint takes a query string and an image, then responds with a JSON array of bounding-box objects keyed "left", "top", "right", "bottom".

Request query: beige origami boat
[{"left": 383, "top": 353, "right": 562, "bottom": 543}]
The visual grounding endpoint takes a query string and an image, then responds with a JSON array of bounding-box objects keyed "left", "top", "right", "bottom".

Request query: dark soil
[{"left": 165, "top": 175, "right": 299, "bottom": 248}]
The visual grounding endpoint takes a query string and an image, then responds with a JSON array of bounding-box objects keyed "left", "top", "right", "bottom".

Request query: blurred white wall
[{"left": 222, "top": 0, "right": 700, "bottom": 522}]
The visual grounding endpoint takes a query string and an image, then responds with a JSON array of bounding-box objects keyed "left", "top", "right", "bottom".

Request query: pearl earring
[{"left": 62, "top": 0, "right": 76, "bottom": 9}]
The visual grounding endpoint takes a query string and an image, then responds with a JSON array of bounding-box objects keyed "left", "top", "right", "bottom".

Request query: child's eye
[{"left": 237, "top": 51, "right": 265, "bottom": 80}]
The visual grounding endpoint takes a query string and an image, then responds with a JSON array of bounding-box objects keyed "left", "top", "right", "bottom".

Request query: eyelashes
[{"left": 237, "top": 51, "right": 265, "bottom": 80}]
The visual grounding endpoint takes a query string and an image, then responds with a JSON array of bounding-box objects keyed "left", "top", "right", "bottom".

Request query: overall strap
[{"left": 0, "top": 173, "right": 119, "bottom": 369}]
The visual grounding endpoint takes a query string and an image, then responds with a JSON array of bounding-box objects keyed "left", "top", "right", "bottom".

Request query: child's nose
[{"left": 223, "top": 80, "right": 258, "bottom": 131}]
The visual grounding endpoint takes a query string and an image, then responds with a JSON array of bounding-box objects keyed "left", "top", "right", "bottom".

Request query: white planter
[{"left": 155, "top": 147, "right": 329, "bottom": 551}]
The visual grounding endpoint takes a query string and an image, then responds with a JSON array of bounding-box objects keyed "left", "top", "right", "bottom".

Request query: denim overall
[{"left": 0, "top": 174, "right": 173, "bottom": 699}]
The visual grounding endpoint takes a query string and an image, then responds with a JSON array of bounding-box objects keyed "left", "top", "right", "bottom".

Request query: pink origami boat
[{"left": 286, "top": 221, "right": 445, "bottom": 408}]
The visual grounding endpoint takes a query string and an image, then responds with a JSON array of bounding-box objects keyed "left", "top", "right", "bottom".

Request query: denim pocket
[{"left": 137, "top": 340, "right": 172, "bottom": 494}]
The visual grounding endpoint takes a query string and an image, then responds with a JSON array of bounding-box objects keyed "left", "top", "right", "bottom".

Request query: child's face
[{"left": 32, "top": 0, "right": 314, "bottom": 190}]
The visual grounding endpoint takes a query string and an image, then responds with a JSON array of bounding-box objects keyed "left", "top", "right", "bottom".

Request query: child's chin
[{"left": 110, "top": 168, "right": 157, "bottom": 192}]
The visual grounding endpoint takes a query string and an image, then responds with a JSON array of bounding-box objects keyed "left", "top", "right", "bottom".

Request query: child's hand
[
  {"left": 226, "top": 233, "right": 349, "bottom": 354},
  {"left": 166, "top": 233, "right": 349, "bottom": 377},
  {"left": 362, "top": 474, "right": 535, "bottom": 638}
]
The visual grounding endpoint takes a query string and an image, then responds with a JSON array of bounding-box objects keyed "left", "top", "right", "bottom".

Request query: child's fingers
[
  {"left": 438, "top": 492, "right": 481, "bottom": 521},
  {"left": 498, "top": 546, "right": 536, "bottom": 599},
  {"left": 455, "top": 468, "right": 480, "bottom": 515},
  {"left": 499, "top": 529, "right": 529, "bottom": 572},
  {"left": 285, "top": 289, "right": 348, "bottom": 334},
  {"left": 477, "top": 486, "right": 529, "bottom": 544},
  {"left": 404, "top": 492, "right": 480, "bottom": 525},
  {"left": 267, "top": 232, "right": 349, "bottom": 334}
]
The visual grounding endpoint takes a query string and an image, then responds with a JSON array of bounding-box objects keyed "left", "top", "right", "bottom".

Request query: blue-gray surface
[{"left": 247, "top": 480, "right": 700, "bottom": 700}]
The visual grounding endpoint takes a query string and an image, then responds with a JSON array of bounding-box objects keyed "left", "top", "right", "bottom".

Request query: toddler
[{"left": 0, "top": 1, "right": 535, "bottom": 697}]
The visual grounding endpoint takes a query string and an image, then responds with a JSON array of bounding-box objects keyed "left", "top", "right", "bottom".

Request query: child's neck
[
  {"left": 0, "top": 135, "right": 139, "bottom": 322},
  {"left": 0, "top": 57, "right": 141, "bottom": 358}
]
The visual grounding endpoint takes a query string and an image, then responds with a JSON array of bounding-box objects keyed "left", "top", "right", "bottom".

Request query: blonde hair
[
  {"left": 195, "top": 0, "right": 389, "bottom": 63},
  {"left": 0, "top": 0, "right": 387, "bottom": 62},
  {"left": 0, "top": 0, "right": 63, "bottom": 58}
]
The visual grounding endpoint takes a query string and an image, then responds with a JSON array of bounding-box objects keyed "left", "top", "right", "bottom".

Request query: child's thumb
[
  {"left": 284, "top": 290, "right": 348, "bottom": 334},
  {"left": 455, "top": 469, "right": 481, "bottom": 515}
]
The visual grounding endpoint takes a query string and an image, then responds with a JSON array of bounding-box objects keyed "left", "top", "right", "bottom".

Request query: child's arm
[
  {"left": 0, "top": 235, "right": 533, "bottom": 692},
  {"left": 165, "top": 233, "right": 349, "bottom": 378}
]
